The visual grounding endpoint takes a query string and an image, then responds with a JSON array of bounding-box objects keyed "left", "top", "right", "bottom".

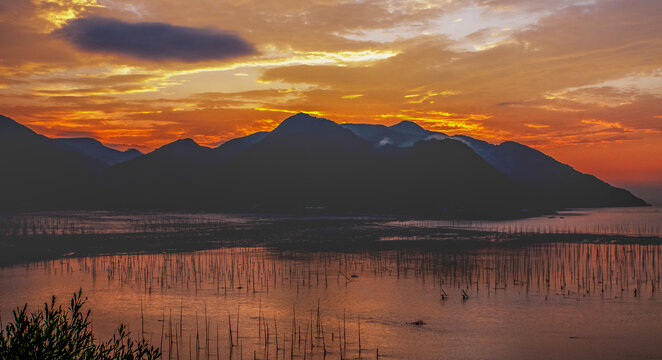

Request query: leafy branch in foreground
[{"left": 0, "top": 289, "right": 161, "bottom": 360}]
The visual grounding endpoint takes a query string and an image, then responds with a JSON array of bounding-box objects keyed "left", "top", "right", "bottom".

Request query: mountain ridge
[
  {"left": 55, "top": 137, "right": 142, "bottom": 166},
  {"left": 0, "top": 115, "right": 106, "bottom": 209},
  {"left": 0, "top": 113, "right": 648, "bottom": 214}
]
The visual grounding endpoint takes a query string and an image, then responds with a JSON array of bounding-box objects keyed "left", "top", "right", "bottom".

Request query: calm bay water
[
  {"left": 1, "top": 208, "right": 662, "bottom": 359},
  {"left": 384, "top": 207, "right": 662, "bottom": 237},
  {"left": 2, "top": 207, "right": 661, "bottom": 238}
]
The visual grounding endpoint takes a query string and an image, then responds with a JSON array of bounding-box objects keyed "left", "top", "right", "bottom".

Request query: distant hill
[
  {"left": 96, "top": 113, "right": 525, "bottom": 214},
  {"left": 0, "top": 115, "right": 105, "bottom": 209},
  {"left": 342, "top": 121, "right": 447, "bottom": 147},
  {"left": 100, "top": 138, "right": 213, "bottom": 208},
  {"left": 450, "top": 136, "right": 647, "bottom": 208},
  {"left": 211, "top": 113, "right": 379, "bottom": 211},
  {"left": 0, "top": 113, "right": 648, "bottom": 214},
  {"left": 55, "top": 137, "right": 142, "bottom": 166},
  {"left": 212, "top": 131, "right": 268, "bottom": 163},
  {"left": 343, "top": 119, "right": 646, "bottom": 208},
  {"left": 99, "top": 132, "right": 280, "bottom": 208}
]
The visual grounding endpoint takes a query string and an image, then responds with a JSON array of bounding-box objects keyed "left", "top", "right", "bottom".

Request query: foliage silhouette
[{"left": 0, "top": 289, "right": 161, "bottom": 360}]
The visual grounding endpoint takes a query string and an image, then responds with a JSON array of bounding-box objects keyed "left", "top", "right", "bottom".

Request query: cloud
[
  {"left": 2, "top": 0, "right": 662, "bottom": 186},
  {"left": 377, "top": 137, "right": 392, "bottom": 147},
  {"left": 425, "top": 134, "right": 449, "bottom": 141},
  {"left": 56, "top": 16, "right": 255, "bottom": 62}
]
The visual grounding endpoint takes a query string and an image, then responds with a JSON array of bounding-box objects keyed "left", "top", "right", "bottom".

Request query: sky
[{"left": 1, "top": 0, "right": 661, "bottom": 200}]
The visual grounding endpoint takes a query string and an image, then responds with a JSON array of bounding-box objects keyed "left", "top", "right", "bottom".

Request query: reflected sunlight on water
[
  {"left": 385, "top": 207, "right": 662, "bottom": 237},
  {"left": 1, "top": 242, "right": 661, "bottom": 360}
]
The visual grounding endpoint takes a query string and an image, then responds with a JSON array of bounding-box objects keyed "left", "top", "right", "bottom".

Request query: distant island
[{"left": 0, "top": 113, "right": 647, "bottom": 217}]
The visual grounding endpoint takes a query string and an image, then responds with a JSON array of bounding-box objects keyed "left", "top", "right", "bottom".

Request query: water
[
  {"left": 1, "top": 208, "right": 662, "bottom": 359},
  {"left": 0, "top": 211, "right": 258, "bottom": 236},
  {"left": 2, "top": 207, "right": 661, "bottom": 238},
  {"left": 385, "top": 207, "right": 662, "bottom": 237}
]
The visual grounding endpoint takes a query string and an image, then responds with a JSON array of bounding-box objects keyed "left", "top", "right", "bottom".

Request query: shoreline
[{"left": 1, "top": 211, "right": 661, "bottom": 267}]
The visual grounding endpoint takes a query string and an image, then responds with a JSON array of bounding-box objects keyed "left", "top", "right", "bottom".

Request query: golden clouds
[
  {"left": 254, "top": 107, "right": 326, "bottom": 117},
  {"left": 524, "top": 123, "right": 550, "bottom": 129},
  {"left": 405, "top": 90, "right": 459, "bottom": 103},
  {"left": 341, "top": 94, "right": 363, "bottom": 99},
  {"left": 376, "top": 110, "right": 487, "bottom": 132},
  {"left": 0, "top": 0, "right": 661, "bottom": 185},
  {"left": 34, "top": 0, "right": 103, "bottom": 30},
  {"left": 168, "top": 49, "right": 399, "bottom": 74},
  {"left": 290, "top": 50, "right": 399, "bottom": 65}
]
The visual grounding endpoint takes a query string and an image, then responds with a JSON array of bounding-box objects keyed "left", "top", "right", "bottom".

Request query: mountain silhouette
[
  {"left": 450, "top": 136, "right": 647, "bottom": 208},
  {"left": 210, "top": 113, "right": 377, "bottom": 210},
  {"left": 342, "top": 120, "right": 446, "bottom": 147},
  {"left": 100, "top": 138, "right": 213, "bottom": 208},
  {"left": 0, "top": 113, "right": 648, "bottom": 214},
  {"left": 0, "top": 115, "right": 105, "bottom": 209},
  {"left": 106, "top": 114, "right": 523, "bottom": 214},
  {"left": 365, "top": 138, "right": 523, "bottom": 214},
  {"left": 342, "top": 120, "right": 646, "bottom": 208},
  {"left": 215, "top": 131, "right": 268, "bottom": 153},
  {"left": 252, "top": 113, "right": 370, "bottom": 157},
  {"left": 55, "top": 137, "right": 142, "bottom": 166},
  {"left": 212, "top": 131, "right": 268, "bottom": 164}
]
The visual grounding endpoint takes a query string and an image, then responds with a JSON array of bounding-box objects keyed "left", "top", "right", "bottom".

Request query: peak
[
  {"left": 175, "top": 138, "right": 198, "bottom": 145},
  {"left": 160, "top": 138, "right": 200, "bottom": 150},
  {"left": 390, "top": 120, "right": 427, "bottom": 133},
  {"left": 290, "top": 112, "right": 317, "bottom": 119},
  {"left": 392, "top": 120, "right": 419, "bottom": 127},
  {"left": 273, "top": 113, "right": 340, "bottom": 134},
  {"left": 282, "top": 112, "right": 330, "bottom": 124},
  {"left": 152, "top": 138, "right": 211, "bottom": 158},
  {"left": 124, "top": 148, "right": 142, "bottom": 155}
]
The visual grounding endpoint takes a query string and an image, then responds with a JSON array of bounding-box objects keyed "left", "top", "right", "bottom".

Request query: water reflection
[
  {"left": 385, "top": 207, "right": 662, "bottom": 237},
  {"left": 1, "top": 242, "right": 661, "bottom": 360},
  {"left": 4, "top": 207, "right": 660, "bottom": 238}
]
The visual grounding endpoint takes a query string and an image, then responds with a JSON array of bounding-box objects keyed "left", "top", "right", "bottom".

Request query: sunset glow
[{"left": 1, "top": 0, "right": 661, "bottom": 194}]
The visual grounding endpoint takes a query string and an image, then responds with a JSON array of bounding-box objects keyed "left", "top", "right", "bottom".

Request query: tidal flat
[{"left": 1, "top": 207, "right": 661, "bottom": 359}]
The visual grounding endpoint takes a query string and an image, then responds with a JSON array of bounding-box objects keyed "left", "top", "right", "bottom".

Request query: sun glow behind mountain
[{"left": 1, "top": 0, "right": 661, "bottom": 196}]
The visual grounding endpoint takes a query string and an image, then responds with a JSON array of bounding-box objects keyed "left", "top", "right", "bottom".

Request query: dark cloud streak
[{"left": 56, "top": 16, "right": 255, "bottom": 62}]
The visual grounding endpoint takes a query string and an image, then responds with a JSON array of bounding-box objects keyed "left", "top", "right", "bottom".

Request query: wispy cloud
[{"left": 1, "top": 0, "right": 661, "bottom": 184}]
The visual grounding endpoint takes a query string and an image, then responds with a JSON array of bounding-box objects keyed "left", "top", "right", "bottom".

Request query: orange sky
[{"left": 1, "top": 0, "right": 661, "bottom": 191}]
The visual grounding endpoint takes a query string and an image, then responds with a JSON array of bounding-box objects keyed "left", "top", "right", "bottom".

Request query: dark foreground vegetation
[{"left": 0, "top": 290, "right": 161, "bottom": 360}]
